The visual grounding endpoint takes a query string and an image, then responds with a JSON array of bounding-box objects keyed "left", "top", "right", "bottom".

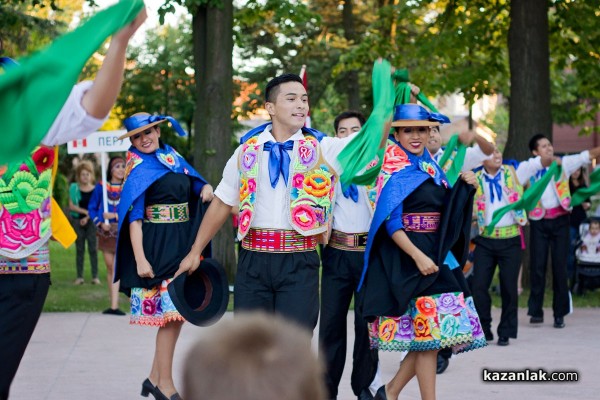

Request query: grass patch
[
  {"left": 44, "top": 241, "right": 234, "bottom": 312},
  {"left": 44, "top": 241, "right": 599, "bottom": 312}
]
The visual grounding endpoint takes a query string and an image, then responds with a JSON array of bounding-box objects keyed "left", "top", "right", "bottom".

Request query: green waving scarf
[
  {"left": 0, "top": 0, "right": 144, "bottom": 164},
  {"left": 572, "top": 167, "right": 600, "bottom": 207},
  {"left": 338, "top": 60, "right": 395, "bottom": 186},
  {"left": 486, "top": 162, "right": 561, "bottom": 233},
  {"left": 437, "top": 134, "right": 468, "bottom": 185}
]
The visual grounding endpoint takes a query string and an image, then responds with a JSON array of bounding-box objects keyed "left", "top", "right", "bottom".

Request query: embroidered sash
[{"left": 528, "top": 169, "right": 571, "bottom": 220}]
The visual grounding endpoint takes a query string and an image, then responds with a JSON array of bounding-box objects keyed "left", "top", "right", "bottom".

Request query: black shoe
[
  {"left": 102, "top": 308, "right": 126, "bottom": 316},
  {"left": 141, "top": 378, "right": 155, "bottom": 397},
  {"left": 358, "top": 388, "right": 374, "bottom": 400},
  {"left": 497, "top": 337, "right": 509, "bottom": 346},
  {"left": 154, "top": 387, "right": 182, "bottom": 400},
  {"left": 436, "top": 355, "right": 449, "bottom": 374},
  {"left": 374, "top": 386, "right": 387, "bottom": 400},
  {"left": 530, "top": 316, "right": 544, "bottom": 324},
  {"left": 484, "top": 330, "right": 494, "bottom": 341},
  {"left": 554, "top": 317, "right": 565, "bottom": 328}
]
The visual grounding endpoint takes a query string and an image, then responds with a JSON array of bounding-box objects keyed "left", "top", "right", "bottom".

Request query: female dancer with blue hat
[
  {"left": 115, "top": 113, "right": 213, "bottom": 400},
  {"left": 358, "top": 103, "right": 487, "bottom": 400}
]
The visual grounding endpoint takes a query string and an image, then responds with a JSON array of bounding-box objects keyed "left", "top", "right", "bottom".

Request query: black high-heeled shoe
[
  {"left": 154, "top": 386, "right": 182, "bottom": 400},
  {"left": 374, "top": 385, "right": 388, "bottom": 400},
  {"left": 141, "top": 378, "right": 156, "bottom": 397}
]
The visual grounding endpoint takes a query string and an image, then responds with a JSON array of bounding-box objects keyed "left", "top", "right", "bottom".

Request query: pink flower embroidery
[
  {"left": 0, "top": 210, "right": 43, "bottom": 251},
  {"left": 291, "top": 204, "right": 317, "bottom": 230},
  {"left": 292, "top": 173, "right": 304, "bottom": 189}
]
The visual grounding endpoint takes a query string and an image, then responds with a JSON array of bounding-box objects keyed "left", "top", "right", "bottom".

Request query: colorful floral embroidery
[
  {"left": 241, "top": 150, "right": 258, "bottom": 172},
  {"left": 31, "top": 147, "right": 55, "bottom": 173},
  {"left": 0, "top": 169, "right": 52, "bottom": 215},
  {"left": 158, "top": 152, "right": 177, "bottom": 169},
  {"left": 291, "top": 204, "right": 318, "bottom": 230},
  {"left": 415, "top": 296, "right": 437, "bottom": 318},
  {"left": 302, "top": 171, "right": 331, "bottom": 198},
  {"left": 297, "top": 140, "right": 318, "bottom": 167},
  {"left": 419, "top": 160, "right": 437, "bottom": 179},
  {"left": 381, "top": 144, "right": 410, "bottom": 174},
  {"left": 124, "top": 151, "right": 143, "bottom": 184}
]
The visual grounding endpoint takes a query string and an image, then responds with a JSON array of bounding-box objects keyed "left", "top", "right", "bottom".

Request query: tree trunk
[
  {"left": 192, "top": 1, "right": 236, "bottom": 282},
  {"left": 505, "top": 0, "right": 552, "bottom": 162},
  {"left": 342, "top": 0, "right": 360, "bottom": 110},
  {"left": 506, "top": 0, "right": 551, "bottom": 288}
]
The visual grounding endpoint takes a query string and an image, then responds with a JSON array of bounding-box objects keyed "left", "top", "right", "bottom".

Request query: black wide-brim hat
[{"left": 167, "top": 258, "right": 229, "bottom": 327}]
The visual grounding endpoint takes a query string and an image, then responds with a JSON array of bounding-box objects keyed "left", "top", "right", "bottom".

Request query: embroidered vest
[
  {"left": 237, "top": 133, "right": 338, "bottom": 239},
  {"left": 528, "top": 169, "right": 571, "bottom": 220},
  {"left": 366, "top": 139, "right": 411, "bottom": 212},
  {"left": 0, "top": 146, "right": 55, "bottom": 270},
  {"left": 474, "top": 165, "right": 527, "bottom": 234}
]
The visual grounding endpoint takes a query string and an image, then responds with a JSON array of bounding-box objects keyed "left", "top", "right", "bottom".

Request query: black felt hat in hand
[{"left": 167, "top": 258, "right": 229, "bottom": 327}]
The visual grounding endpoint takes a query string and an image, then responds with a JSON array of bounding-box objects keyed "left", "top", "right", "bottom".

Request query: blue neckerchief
[
  {"left": 239, "top": 123, "right": 327, "bottom": 145},
  {"left": 263, "top": 140, "right": 294, "bottom": 188},
  {"left": 484, "top": 171, "right": 503, "bottom": 203},
  {"left": 342, "top": 183, "right": 359, "bottom": 202},
  {"left": 536, "top": 167, "right": 547, "bottom": 179},
  {"left": 358, "top": 137, "right": 449, "bottom": 290}
]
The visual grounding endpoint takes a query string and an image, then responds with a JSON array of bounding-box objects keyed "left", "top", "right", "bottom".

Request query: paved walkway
[{"left": 10, "top": 307, "right": 598, "bottom": 399}]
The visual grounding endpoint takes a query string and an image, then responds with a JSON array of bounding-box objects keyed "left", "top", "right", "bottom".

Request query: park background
[{"left": 2, "top": 0, "right": 599, "bottom": 309}]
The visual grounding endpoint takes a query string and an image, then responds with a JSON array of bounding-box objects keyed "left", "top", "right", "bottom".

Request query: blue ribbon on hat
[
  {"left": 393, "top": 104, "right": 450, "bottom": 124},
  {"left": 342, "top": 183, "right": 359, "bottom": 202},
  {"left": 484, "top": 172, "right": 503, "bottom": 203},
  {"left": 124, "top": 114, "right": 187, "bottom": 136},
  {"left": 263, "top": 140, "right": 294, "bottom": 188}
]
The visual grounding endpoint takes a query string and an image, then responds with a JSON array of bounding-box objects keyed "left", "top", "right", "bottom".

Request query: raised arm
[{"left": 81, "top": 8, "right": 147, "bottom": 118}]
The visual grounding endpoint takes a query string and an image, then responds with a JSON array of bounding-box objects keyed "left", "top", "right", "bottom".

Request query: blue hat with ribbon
[
  {"left": 119, "top": 112, "right": 187, "bottom": 140},
  {"left": 391, "top": 103, "right": 450, "bottom": 128}
]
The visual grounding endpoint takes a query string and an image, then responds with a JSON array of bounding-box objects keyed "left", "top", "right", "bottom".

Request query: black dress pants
[
  {"left": 319, "top": 246, "right": 378, "bottom": 398},
  {"left": 0, "top": 273, "right": 50, "bottom": 400},
  {"left": 528, "top": 216, "right": 571, "bottom": 319},
  {"left": 471, "top": 236, "right": 521, "bottom": 338},
  {"left": 234, "top": 248, "right": 320, "bottom": 331}
]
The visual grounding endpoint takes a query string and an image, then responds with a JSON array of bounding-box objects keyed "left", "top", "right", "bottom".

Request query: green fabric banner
[
  {"left": 437, "top": 134, "right": 468, "bottom": 185},
  {"left": 0, "top": 0, "right": 144, "bottom": 164},
  {"left": 487, "top": 162, "right": 561, "bottom": 233},
  {"left": 572, "top": 167, "right": 600, "bottom": 207},
  {"left": 338, "top": 60, "right": 395, "bottom": 186}
]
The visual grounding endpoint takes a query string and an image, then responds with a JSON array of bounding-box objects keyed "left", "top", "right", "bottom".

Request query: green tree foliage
[{"left": 116, "top": 20, "right": 196, "bottom": 159}]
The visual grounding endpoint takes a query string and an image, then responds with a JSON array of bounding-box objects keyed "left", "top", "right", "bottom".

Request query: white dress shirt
[
  {"left": 520, "top": 151, "right": 590, "bottom": 209},
  {"left": 331, "top": 182, "right": 372, "bottom": 233},
  {"left": 214, "top": 125, "right": 354, "bottom": 230},
  {"left": 41, "top": 81, "right": 108, "bottom": 146}
]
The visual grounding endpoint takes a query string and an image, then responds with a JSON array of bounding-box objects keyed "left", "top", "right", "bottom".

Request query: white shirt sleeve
[
  {"left": 320, "top": 132, "right": 359, "bottom": 174},
  {"left": 516, "top": 156, "right": 544, "bottom": 185},
  {"left": 562, "top": 150, "right": 591, "bottom": 177},
  {"left": 41, "top": 81, "right": 108, "bottom": 146},
  {"left": 214, "top": 147, "right": 242, "bottom": 207},
  {"left": 461, "top": 145, "right": 491, "bottom": 172}
]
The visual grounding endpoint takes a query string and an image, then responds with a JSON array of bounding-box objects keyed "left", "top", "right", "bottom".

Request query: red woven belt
[{"left": 241, "top": 228, "right": 317, "bottom": 253}]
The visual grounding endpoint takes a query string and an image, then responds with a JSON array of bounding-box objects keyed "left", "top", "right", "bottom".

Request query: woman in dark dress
[
  {"left": 358, "top": 104, "right": 487, "bottom": 400},
  {"left": 115, "top": 113, "right": 213, "bottom": 400}
]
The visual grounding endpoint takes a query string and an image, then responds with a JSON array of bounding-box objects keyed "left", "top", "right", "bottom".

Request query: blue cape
[
  {"left": 239, "top": 122, "right": 327, "bottom": 144},
  {"left": 359, "top": 138, "right": 448, "bottom": 290},
  {"left": 117, "top": 143, "right": 207, "bottom": 234}
]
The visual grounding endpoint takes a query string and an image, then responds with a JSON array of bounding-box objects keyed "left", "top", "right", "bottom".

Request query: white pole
[{"left": 100, "top": 152, "right": 109, "bottom": 224}]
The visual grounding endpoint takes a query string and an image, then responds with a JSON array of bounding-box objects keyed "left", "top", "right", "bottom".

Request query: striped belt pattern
[
  {"left": 481, "top": 224, "right": 521, "bottom": 239},
  {"left": 402, "top": 212, "right": 441, "bottom": 232},
  {"left": 241, "top": 228, "right": 317, "bottom": 253},
  {"left": 145, "top": 203, "right": 189, "bottom": 223},
  {"left": 329, "top": 230, "right": 368, "bottom": 251}
]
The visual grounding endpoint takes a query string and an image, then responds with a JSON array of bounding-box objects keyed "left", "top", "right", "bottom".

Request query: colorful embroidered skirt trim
[
  {"left": 145, "top": 202, "right": 189, "bottom": 223},
  {"left": 328, "top": 230, "right": 368, "bottom": 251},
  {"left": 241, "top": 228, "right": 317, "bottom": 253},
  {"left": 402, "top": 212, "right": 441, "bottom": 232},
  {"left": 368, "top": 292, "right": 487, "bottom": 354},
  {"left": 130, "top": 279, "right": 185, "bottom": 327},
  {"left": 0, "top": 244, "right": 50, "bottom": 274},
  {"left": 480, "top": 224, "right": 520, "bottom": 239}
]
